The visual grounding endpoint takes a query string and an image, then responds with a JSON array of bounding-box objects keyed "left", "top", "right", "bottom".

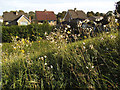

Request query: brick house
[
  {"left": 3, "top": 11, "right": 31, "bottom": 26},
  {"left": 35, "top": 10, "right": 57, "bottom": 25}
]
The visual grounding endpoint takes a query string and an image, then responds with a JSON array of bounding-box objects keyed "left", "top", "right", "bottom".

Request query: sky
[{"left": 0, "top": 0, "right": 119, "bottom": 15}]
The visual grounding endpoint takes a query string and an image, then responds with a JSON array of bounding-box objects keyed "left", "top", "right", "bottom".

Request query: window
[{"left": 20, "top": 21, "right": 28, "bottom": 25}]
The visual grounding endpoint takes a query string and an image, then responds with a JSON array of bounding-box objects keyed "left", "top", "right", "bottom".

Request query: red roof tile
[{"left": 35, "top": 11, "right": 57, "bottom": 21}]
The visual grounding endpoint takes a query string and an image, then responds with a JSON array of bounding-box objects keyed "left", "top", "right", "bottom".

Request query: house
[
  {"left": 3, "top": 11, "right": 31, "bottom": 26},
  {"left": 35, "top": 10, "right": 57, "bottom": 25},
  {"left": 88, "top": 16, "right": 103, "bottom": 22},
  {"left": 0, "top": 16, "right": 3, "bottom": 23},
  {"left": 64, "top": 8, "right": 87, "bottom": 23}
]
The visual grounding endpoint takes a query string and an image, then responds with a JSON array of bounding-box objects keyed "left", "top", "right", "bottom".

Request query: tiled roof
[
  {"left": 68, "top": 10, "right": 87, "bottom": 19},
  {"left": 3, "top": 12, "right": 28, "bottom": 21},
  {"left": 35, "top": 11, "right": 57, "bottom": 21}
]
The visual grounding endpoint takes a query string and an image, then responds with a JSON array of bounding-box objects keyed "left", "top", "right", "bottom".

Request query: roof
[
  {"left": 35, "top": 11, "right": 57, "bottom": 21},
  {"left": 3, "top": 11, "right": 28, "bottom": 21},
  {"left": 17, "top": 15, "right": 31, "bottom": 23},
  {"left": 68, "top": 9, "right": 87, "bottom": 19},
  {"left": 88, "top": 16, "right": 103, "bottom": 21}
]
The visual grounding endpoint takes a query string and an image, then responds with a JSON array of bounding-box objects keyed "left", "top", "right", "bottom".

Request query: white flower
[
  {"left": 83, "top": 46, "right": 86, "bottom": 49},
  {"left": 83, "top": 42, "right": 85, "bottom": 45},
  {"left": 89, "top": 44, "right": 93, "bottom": 49},
  {"left": 50, "top": 65, "right": 53, "bottom": 68},
  {"left": 86, "top": 66, "right": 88, "bottom": 69},
  {"left": 45, "top": 63, "right": 47, "bottom": 65},
  {"left": 45, "top": 32, "right": 47, "bottom": 35},
  {"left": 0, "top": 43, "right": 2, "bottom": 46},
  {"left": 44, "top": 56, "right": 47, "bottom": 58},
  {"left": 41, "top": 57, "right": 44, "bottom": 60},
  {"left": 92, "top": 66, "right": 94, "bottom": 68}
]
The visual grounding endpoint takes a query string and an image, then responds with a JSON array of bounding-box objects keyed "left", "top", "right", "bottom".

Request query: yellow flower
[
  {"left": 16, "top": 36, "right": 18, "bottom": 38},
  {"left": 22, "top": 38, "right": 24, "bottom": 42},
  {"left": 67, "top": 31, "right": 70, "bottom": 34},
  {"left": 117, "top": 23, "right": 119, "bottom": 26},
  {"left": 32, "top": 34, "right": 34, "bottom": 36},
  {"left": 17, "top": 44, "right": 19, "bottom": 46},
  {"left": 5, "top": 59, "right": 7, "bottom": 61},
  {"left": 13, "top": 47, "right": 16, "bottom": 50},
  {"left": 21, "top": 50, "right": 25, "bottom": 53},
  {"left": 84, "top": 36, "right": 87, "bottom": 39},
  {"left": 39, "top": 33, "right": 40, "bottom": 35},
  {"left": 38, "top": 41, "right": 40, "bottom": 43},
  {"left": 27, "top": 40, "right": 29, "bottom": 43},
  {"left": 40, "top": 37, "right": 42, "bottom": 39}
]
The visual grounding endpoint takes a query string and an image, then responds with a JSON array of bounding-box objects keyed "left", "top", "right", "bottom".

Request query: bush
[{"left": 2, "top": 24, "right": 54, "bottom": 42}]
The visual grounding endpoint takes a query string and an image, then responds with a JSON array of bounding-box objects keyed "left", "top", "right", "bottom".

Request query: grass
[{"left": 2, "top": 31, "right": 120, "bottom": 89}]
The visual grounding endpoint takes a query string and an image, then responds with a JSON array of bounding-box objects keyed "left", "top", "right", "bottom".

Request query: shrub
[{"left": 2, "top": 24, "right": 54, "bottom": 42}]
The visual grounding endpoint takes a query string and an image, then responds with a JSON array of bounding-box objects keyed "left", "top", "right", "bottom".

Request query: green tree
[
  {"left": 87, "top": 11, "right": 94, "bottom": 17},
  {"left": 95, "top": 12, "right": 100, "bottom": 16},
  {"left": 116, "top": 1, "right": 120, "bottom": 14}
]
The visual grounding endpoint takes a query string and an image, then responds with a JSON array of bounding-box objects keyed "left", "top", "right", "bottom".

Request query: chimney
[
  {"left": 13, "top": 11, "right": 18, "bottom": 15},
  {"left": 44, "top": 9, "right": 47, "bottom": 12},
  {"left": 74, "top": 8, "right": 77, "bottom": 12},
  {"left": 29, "top": 16, "right": 31, "bottom": 22}
]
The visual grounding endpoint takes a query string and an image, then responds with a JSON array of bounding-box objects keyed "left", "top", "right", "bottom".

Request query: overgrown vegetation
[
  {"left": 2, "top": 29, "right": 120, "bottom": 89},
  {"left": 2, "top": 24, "right": 54, "bottom": 42}
]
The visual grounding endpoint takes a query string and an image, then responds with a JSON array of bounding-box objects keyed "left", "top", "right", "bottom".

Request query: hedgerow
[{"left": 2, "top": 24, "right": 54, "bottom": 42}]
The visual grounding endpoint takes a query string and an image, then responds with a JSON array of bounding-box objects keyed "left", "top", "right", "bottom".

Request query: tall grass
[{"left": 2, "top": 30, "right": 120, "bottom": 89}]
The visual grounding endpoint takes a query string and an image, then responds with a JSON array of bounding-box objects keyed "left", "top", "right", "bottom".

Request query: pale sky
[{"left": 0, "top": 0, "right": 119, "bottom": 15}]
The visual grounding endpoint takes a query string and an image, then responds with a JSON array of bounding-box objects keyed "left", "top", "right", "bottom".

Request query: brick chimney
[{"left": 29, "top": 16, "right": 31, "bottom": 22}]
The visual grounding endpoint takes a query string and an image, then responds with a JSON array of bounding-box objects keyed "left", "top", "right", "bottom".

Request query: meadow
[{"left": 1, "top": 23, "right": 120, "bottom": 89}]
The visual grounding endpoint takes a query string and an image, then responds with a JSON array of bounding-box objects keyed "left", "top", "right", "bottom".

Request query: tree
[
  {"left": 116, "top": 1, "right": 120, "bottom": 14},
  {"left": 19, "top": 10, "right": 24, "bottom": 12},
  {"left": 95, "top": 12, "right": 100, "bottom": 16},
  {"left": 87, "top": 11, "right": 94, "bottom": 17}
]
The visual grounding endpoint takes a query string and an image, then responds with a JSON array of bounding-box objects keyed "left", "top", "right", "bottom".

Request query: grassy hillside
[{"left": 2, "top": 31, "right": 120, "bottom": 89}]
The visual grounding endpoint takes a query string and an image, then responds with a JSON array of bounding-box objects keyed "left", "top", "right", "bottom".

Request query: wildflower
[
  {"left": 45, "top": 32, "right": 47, "bottom": 35},
  {"left": 67, "top": 31, "right": 71, "bottom": 34},
  {"left": 89, "top": 44, "right": 94, "bottom": 49},
  {"left": 50, "top": 65, "right": 53, "bottom": 68},
  {"left": 41, "top": 57, "right": 44, "bottom": 60},
  {"left": 116, "top": 23, "right": 119, "bottom": 26},
  {"left": 83, "top": 46, "right": 86, "bottom": 49},
  {"left": 13, "top": 47, "right": 16, "bottom": 50},
  {"left": 38, "top": 41, "right": 40, "bottom": 43},
  {"left": 39, "top": 33, "right": 40, "bottom": 35},
  {"left": 83, "top": 42, "right": 85, "bottom": 45},
  {"left": 21, "top": 50, "right": 25, "bottom": 53},
  {"left": 47, "top": 67, "right": 50, "bottom": 70},
  {"left": 32, "top": 34, "right": 34, "bottom": 36},
  {"left": 40, "top": 37, "right": 42, "bottom": 39},
  {"left": 92, "top": 66, "right": 94, "bottom": 68},
  {"left": 44, "top": 56, "right": 47, "bottom": 58},
  {"left": 22, "top": 38, "right": 24, "bottom": 42},
  {"left": 5, "top": 59, "right": 7, "bottom": 61},
  {"left": 27, "top": 40, "right": 29, "bottom": 43},
  {"left": 45, "top": 63, "right": 47, "bottom": 66},
  {"left": 86, "top": 66, "right": 88, "bottom": 69},
  {"left": 0, "top": 43, "right": 2, "bottom": 46},
  {"left": 101, "top": 37, "right": 104, "bottom": 40},
  {"left": 16, "top": 36, "right": 18, "bottom": 39},
  {"left": 84, "top": 36, "right": 87, "bottom": 39}
]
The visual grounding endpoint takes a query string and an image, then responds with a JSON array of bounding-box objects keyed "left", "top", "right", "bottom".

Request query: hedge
[{"left": 2, "top": 24, "right": 54, "bottom": 42}]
